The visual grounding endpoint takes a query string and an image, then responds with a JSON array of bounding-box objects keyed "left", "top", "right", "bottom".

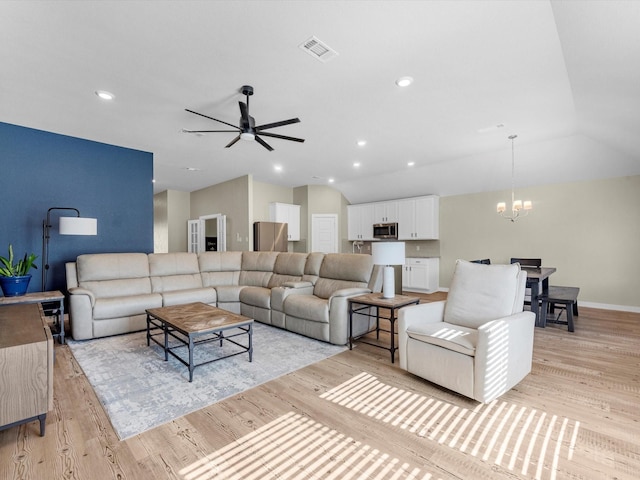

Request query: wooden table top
[
  {"left": 0, "top": 290, "right": 64, "bottom": 305},
  {"left": 0, "top": 303, "right": 46, "bottom": 348},
  {"left": 520, "top": 266, "right": 557, "bottom": 281},
  {"left": 146, "top": 302, "right": 253, "bottom": 334},
  {"left": 349, "top": 293, "right": 420, "bottom": 309}
]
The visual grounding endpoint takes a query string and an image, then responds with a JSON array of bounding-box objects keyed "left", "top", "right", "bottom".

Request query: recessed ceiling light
[
  {"left": 185, "top": 167, "right": 199, "bottom": 171},
  {"left": 95, "top": 90, "right": 115, "bottom": 101},
  {"left": 152, "top": 179, "right": 156, "bottom": 183},
  {"left": 357, "top": 140, "right": 367, "bottom": 147},
  {"left": 274, "top": 165, "right": 283, "bottom": 172},
  {"left": 407, "top": 161, "right": 415, "bottom": 167},
  {"left": 328, "top": 178, "right": 335, "bottom": 183},
  {"left": 395, "top": 76, "right": 414, "bottom": 87},
  {"left": 353, "top": 162, "right": 361, "bottom": 168}
]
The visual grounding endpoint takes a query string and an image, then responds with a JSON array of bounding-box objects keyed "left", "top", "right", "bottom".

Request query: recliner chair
[{"left": 398, "top": 260, "right": 535, "bottom": 403}]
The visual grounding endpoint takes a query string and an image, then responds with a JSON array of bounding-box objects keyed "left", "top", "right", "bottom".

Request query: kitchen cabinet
[
  {"left": 269, "top": 202, "right": 300, "bottom": 241},
  {"left": 397, "top": 195, "right": 439, "bottom": 240},
  {"left": 373, "top": 200, "right": 398, "bottom": 223},
  {"left": 403, "top": 257, "right": 439, "bottom": 293},
  {"left": 347, "top": 204, "right": 375, "bottom": 240}
]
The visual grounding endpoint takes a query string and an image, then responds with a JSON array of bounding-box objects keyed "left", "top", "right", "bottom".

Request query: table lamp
[{"left": 372, "top": 242, "right": 405, "bottom": 299}]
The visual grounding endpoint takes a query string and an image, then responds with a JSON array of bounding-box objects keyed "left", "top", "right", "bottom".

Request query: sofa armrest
[
  {"left": 328, "top": 288, "right": 372, "bottom": 345},
  {"left": 68, "top": 288, "right": 96, "bottom": 340},
  {"left": 474, "top": 310, "right": 535, "bottom": 402},
  {"left": 328, "top": 287, "right": 370, "bottom": 300},
  {"left": 398, "top": 301, "right": 446, "bottom": 369},
  {"left": 68, "top": 287, "right": 96, "bottom": 307}
]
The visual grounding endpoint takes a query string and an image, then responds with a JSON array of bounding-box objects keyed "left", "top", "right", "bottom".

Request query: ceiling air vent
[{"left": 299, "top": 36, "right": 338, "bottom": 63}]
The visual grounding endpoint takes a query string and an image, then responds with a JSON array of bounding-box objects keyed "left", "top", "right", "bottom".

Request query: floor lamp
[
  {"left": 42, "top": 207, "right": 98, "bottom": 291},
  {"left": 372, "top": 242, "right": 406, "bottom": 299}
]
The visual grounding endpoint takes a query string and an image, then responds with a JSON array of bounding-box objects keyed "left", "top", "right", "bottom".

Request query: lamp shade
[
  {"left": 59, "top": 216, "right": 97, "bottom": 235},
  {"left": 371, "top": 242, "right": 405, "bottom": 266}
]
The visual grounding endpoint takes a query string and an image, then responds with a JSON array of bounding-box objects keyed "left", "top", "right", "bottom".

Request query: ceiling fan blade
[
  {"left": 255, "top": 118, "right": 300, "bottom": 131},
  {"left": 225, "top": 135, "right": 241, "bottom": 148},
  {"left": 185, "top": 108, "right": 239, "bottom": 130},
  {"left": 255, "top": 135, "right": 274, "bottom": 151},
  {"left": 182, "top": 129, "right": 239, "bottom": 133},
  {"left": 239, "top": 101, "right": 253, "bottom": 130},
  {"left": 258, "top": 131, "right": 305, "bottom": 143}
]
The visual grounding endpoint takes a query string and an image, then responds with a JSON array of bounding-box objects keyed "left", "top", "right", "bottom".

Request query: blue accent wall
[{"left": 0, "top": 122, "right": 154, "bottom": 294}]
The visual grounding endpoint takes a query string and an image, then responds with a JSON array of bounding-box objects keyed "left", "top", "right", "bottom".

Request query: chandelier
[{"left": 497, "top": 134, "right": 532, "bottom": 222}]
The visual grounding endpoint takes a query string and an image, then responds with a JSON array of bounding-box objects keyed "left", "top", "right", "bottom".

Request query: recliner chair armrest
[
  {"left": 474, "top": 310, "right": 535, "bottom": 403},
  {"left": 398, "top": 301, "right": 446, "bottom": 370}
]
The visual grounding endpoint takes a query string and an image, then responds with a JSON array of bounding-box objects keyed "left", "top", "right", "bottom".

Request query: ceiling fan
[{"left": 183, "top": 85, "right": 305, "bottom": 151}]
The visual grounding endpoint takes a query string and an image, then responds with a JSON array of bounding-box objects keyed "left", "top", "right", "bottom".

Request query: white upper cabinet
[
  {"left": 373, "top": 200, "right": 399, "bottom": 223},
  {"left": 397, "top": 195, "right": 439, "bottom": 240},
  {"left": 269, "top": 202, "right": 301, "bottom": 241},
  {"left": 347, "top": 204, "right": 375, "bottom": 240}
]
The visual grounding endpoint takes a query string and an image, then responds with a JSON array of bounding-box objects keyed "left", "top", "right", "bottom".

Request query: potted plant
[{"left": 0, "top": 244, "right": 38, "bottom": 297}]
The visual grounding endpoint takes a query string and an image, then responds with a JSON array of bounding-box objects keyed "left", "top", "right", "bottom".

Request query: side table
[
  {"left": 0, "top": 291, "right": 65, "bottom": 344},
  {"left": 348, "top": 293, "right": 420, "bottom": 363}
]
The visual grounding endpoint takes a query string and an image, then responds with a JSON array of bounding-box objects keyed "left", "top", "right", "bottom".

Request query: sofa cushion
[
  {"left": 81, "top": 277, "right": 152, "bottom": 299},
  {"left": 319, "top": 253, "right": 373, "bottom": 283},
  {"left": 151, "top": 273, "right": 203, "bottom": 293},
  {"left": 161, "top": 288, "right": 216, "bottom": 307},
  {"left": 406, "top": 322, "right": 477, "bottom": 357},
  {"left": 284, "top": 295, "right": 329, "bottom": 323},
  {"left": 198, "top": 251, "right": 242, "bottom": 272},
  {"left": 239, "top": 251, "right": 278, "bottom": 287},
  {"left": 77, "top": 253, "right": 150, "bottom": 282},
  {"left": 267, "top": 253, "right": 308, "bottom": 288},
  {"left": 215, "top": 285, "right": 245, "bottom": 302},
  {"left": 93, "top": 293, "right": 162, "bottom": 320},
  {"left": 444, "top": 260, "right": 521, "bottom": 329},
  {"left": 148, "top": 252, "right": 199, "bottom": 276},
  {"left": 303, "top": 252, "right": 325, "bottom": 284},
  {"left": 239, "top": 286, "right": 271, "bottom": 309}
]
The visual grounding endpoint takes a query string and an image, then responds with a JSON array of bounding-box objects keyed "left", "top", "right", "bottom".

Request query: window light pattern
[
  {"left": 321, "top": 372, "right": 580, "bottom": 480},
  {"left": 179, "top": 411, "right": 443, "bottom": 480}
]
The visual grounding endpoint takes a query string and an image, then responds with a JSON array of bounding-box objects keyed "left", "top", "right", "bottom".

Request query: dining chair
[
  {"left": 470, "top": 258, "right": 491, "bottom": 265},
  {"left": 510, "top": 258, "right": 542, "bottom": 307}
]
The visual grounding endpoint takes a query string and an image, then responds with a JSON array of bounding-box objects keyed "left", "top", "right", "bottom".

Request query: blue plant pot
[{"left": 0, "top": 274, "right": 32, "bottom": 297}]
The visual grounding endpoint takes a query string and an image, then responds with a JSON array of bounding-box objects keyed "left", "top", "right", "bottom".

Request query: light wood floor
[{"left": 1, "top": 293, "right": 639, "bottom": 479}]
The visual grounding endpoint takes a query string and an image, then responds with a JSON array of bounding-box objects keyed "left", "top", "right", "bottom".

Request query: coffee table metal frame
[{"left": 146, "top": 303, "right": 253, "bottom": 382}]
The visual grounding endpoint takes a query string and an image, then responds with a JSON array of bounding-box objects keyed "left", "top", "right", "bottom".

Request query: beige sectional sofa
[{"left": 66, "top": 251, "right": 381, "bottom": 345}]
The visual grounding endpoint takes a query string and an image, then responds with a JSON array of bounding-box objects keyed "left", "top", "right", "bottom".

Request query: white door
[
  {"left": 187, "top": 219, "right": 204, "bottom": 253},
  {"left": 311, "top": 214, "right": 338, "bottom": 253}
]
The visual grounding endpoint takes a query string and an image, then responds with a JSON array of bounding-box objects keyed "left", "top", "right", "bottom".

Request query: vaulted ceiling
[{"left": 2, "top": 1, "right": 639, "bottom": 204}]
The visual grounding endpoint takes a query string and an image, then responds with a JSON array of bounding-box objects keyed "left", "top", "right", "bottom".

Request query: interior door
[
  {"left": 311, "top": 214, "right": 338, "bottom": 253},
  {"left": 187, "top": 219, "right": 204, "bottom": 253}
]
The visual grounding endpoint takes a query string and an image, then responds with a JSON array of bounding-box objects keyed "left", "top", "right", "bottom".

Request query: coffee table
[{"left": 146, "top": 302, "right": 253, "bottom": 382}]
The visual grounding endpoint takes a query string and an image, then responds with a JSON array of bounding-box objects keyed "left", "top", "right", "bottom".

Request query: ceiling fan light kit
[{"left": 184, "top": 85, "right": 304, "bottom": 151}]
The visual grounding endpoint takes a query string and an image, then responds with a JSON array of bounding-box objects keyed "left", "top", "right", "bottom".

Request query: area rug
[{"left": 67, "top": 323, "right": 346, "bottom": 440}]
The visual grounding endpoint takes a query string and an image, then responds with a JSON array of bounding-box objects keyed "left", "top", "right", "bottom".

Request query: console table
[
  {"left": 0, "top": 290, "right": 65, "bottom": 344},
  {"left": 0, "top": 303, "right": 54, "bottom": 436}
]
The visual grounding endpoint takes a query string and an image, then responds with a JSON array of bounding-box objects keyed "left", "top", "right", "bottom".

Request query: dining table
[{"left": 521, "top": 266, "right": 557, "bottom": 327}]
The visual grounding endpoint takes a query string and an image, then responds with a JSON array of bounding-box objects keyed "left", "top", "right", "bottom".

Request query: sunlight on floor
[
  {"left": 320, "top": 372, "right": 580, "bottom": 480},
  {"left": 179, "top": 411, "right": 443, "bottom": 480}
]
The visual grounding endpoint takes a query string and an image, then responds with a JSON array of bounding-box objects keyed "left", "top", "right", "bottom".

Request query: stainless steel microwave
[{"left": 373, "top": 222, "right": 398, "bottom": 239}]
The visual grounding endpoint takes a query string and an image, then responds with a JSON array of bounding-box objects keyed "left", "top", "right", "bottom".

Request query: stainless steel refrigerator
[{"left": 253, "top": 222, "right": 288, "bottom": 252}]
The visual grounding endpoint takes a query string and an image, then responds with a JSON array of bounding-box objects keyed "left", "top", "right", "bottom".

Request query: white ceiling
[{"left": 2, "top": 1, "right": 639, "bottom": 204}]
